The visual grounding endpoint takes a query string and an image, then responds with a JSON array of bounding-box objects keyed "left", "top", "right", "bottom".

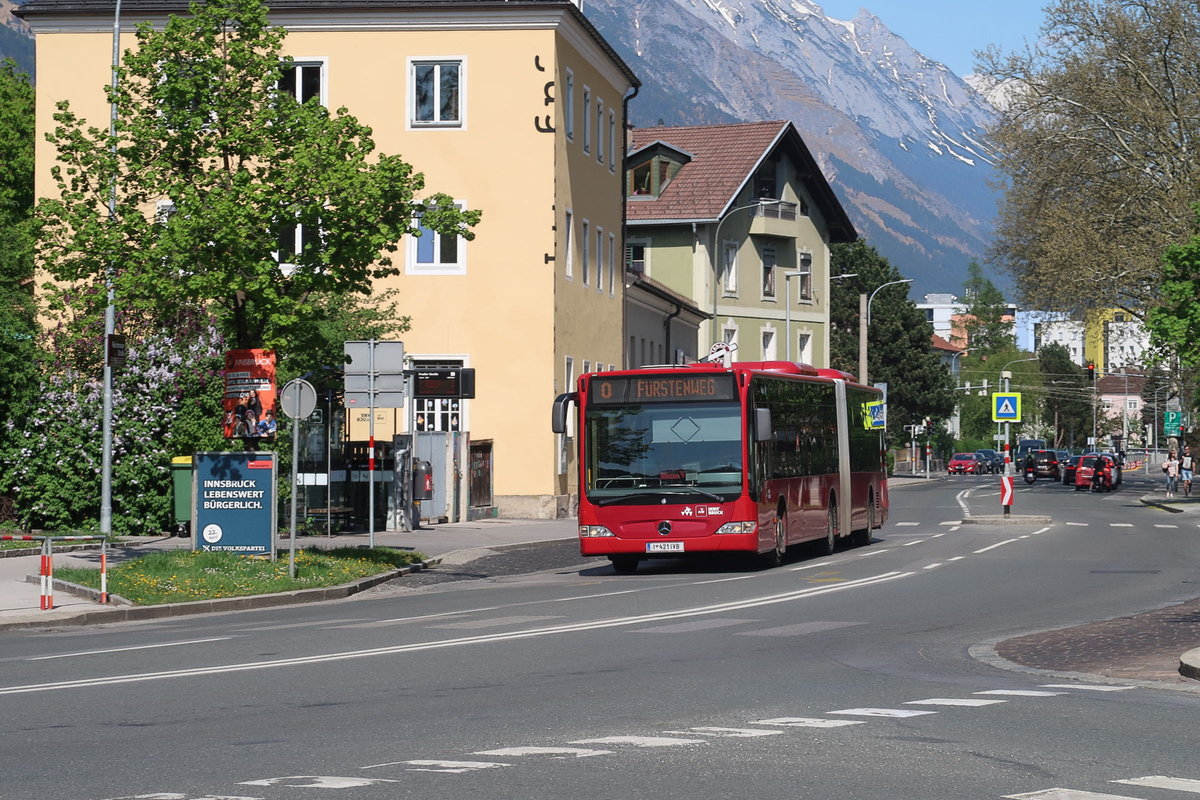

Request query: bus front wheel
[
  {"left": 609, "top": 556, "right": 639, "bottom": 574},
  {"left": 822, "top": 500, "right": 838, "bottom": 556},
  {"left": 760, "top": 514, "right": 787, "bottom": 569}
]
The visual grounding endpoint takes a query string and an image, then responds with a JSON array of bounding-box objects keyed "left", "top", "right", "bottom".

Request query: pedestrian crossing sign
[{"left": 992, "top": 392, "right": 1022, "bottom": 422}]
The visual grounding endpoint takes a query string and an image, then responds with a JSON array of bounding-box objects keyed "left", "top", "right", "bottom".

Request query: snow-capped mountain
[{"left": 585, "top": 0, "right": 1002, "bottom": 295}]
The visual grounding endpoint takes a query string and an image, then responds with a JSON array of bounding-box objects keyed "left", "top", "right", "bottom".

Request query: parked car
[
  {"left": 1062, "top": 454, "right": 1086, "bottom": 485},
  {"left": 974, "top": 449, "right": 1003, "bottom": 474},
  {"left": 1095, "top": 452, "right": 1123, "bottom": 486},
  {"left": 1075, "top": 454, "right": 1115, "bottom": 492},
  {"left": 948, "top": 453, "right": 987, "bottom": 475},
  {"left": 1022, "top": 449, "right": 1061, "bottom": 480}
]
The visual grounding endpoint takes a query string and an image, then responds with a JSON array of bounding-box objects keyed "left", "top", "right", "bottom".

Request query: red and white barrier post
[
  {"left": 1000, "top": 474, "right": 1014, "bottom": 518},
  {"left": 39, "top": 538, "right": 53, "bottom": 610}
]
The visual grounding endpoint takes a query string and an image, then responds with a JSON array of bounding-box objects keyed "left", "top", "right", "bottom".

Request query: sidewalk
[{"left": 0, "top": 518, "right": 578, "bottom": 631}]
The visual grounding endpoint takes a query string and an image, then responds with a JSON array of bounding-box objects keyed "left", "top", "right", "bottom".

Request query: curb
[
  {"left": 1182, "top": 648, "right": 1200, "bottom": 682},
  {"left": 0, "top": 557, "right": 442, "bottom": 632},
  {"left": 960, "top": 515, "right": 1053, "bottom": 525}
]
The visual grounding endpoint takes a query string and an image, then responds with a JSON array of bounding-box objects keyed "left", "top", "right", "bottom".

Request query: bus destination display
[{"left": 589, "top": 374, "right": 737, "bottom": 405}]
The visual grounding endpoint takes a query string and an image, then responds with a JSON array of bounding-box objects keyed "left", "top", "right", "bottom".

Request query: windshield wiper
[{"left": 594, "top": 486, "right": 724, "bottom": 506}]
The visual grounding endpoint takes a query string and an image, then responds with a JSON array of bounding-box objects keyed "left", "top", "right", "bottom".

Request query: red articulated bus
[{"left": 551, "top": 360, "right": 888, "bottom": 573}]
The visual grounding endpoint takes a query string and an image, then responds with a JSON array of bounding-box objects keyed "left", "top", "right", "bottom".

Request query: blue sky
[{"left": 816, "top": 1, "right": 1049, "bottom": 77}]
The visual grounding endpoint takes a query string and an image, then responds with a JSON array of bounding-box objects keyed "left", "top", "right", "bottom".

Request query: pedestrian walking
[
  {"left": 1162, "top": 451, "right": 1180, "bottom": 498},
  {"left": 1181, "top": 445, "right": 1194, "bottom": 497}
]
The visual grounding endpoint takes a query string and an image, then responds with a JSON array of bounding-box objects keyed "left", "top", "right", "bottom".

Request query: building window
[
  {"left": 407, "top": 200, "right": 467, "bottom": 274},
  {"left": 582, "top": 86, "right": 591, "bottom": 154},
  {"left": 410, "top": 59, "right": 462, "bottom": 127},
  {"left": 723, "top": 324, "right": 738, "bottom": 351},
  {"left": 595, "top": 226, "right": 604, "bottom": 291},
  {"left": 608, "top": 232, "right": 616, "bottom": 294},
  {"left": 721, "top": 241, "right": 737, "bottom": 294},
  {"left": 762, "top": 329, "right": 776, "bottom": 360},
  {"left": 596, "top": 98, "right": 605, "bottom": 164},
  {"left": 626, "top": 240, "right": 646, "bottom": 275},
  {"left": 564, "top": 70, "right": 574, "bottom": 140},
  {"left": 795, "top": 252, "right": 813, "bottom": 301},
  {"left": 581, "top": 219, "right": 590, "bottom": 285},
  {"left": 608, "top": 110, "right": 616, "bottom": 171},
  {"left": 278, "top": 61, "right": 324, "bottom": 105},
  {"left": 796, "top": 332, "right": 812, "bottom": 363},
  {"left": 564, "top": 210, "right": 574, "bottom": 279},
  {"left": 761, "top": 244, "right": 777, "bottom": 298}
]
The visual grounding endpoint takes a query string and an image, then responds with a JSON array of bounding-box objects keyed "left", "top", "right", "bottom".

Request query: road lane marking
[
  {"left": 895, "top": 522, "right": 919, "bottom": 526},
  {"left": 974, "top": 539, "right": 1019, "bottom": 553},
  {"left": 1040, "top": 684, "right": 1134, "bottom": 691},
  {"left": 903, "top": 698, "right": 1005, "bottom": 707},
  {"left": 826, "top": 708, "right": 937, "bottom": 718},
  {"left": 633, "top": 618, "right": 757, "bottom": 634},
  {"left": 1154, "top": 524, "right": 1178, "bottom": 529},
  {"left": 0, "top": 571, "right": 916, "bottom": 696},
  {"left": 243, "top": 776, "right": 401, "bottom": 787},
  {"left": 24, "top": 637, "right": 233, "bottom": 661},
  {"left": 902, "top": 539, "right": 925, "bottom": 546},
  {"left": 751, "top": 717, "right": 863, "bottom": 728},
  {"left": 1110, "top": 523, "right": 1134, "bottom": 528},
  {"left": 1005, "top": 790, "right": 1143, "bottom": 799},
  {"left": 975, "top": 689, "right": 1064, "bottom": 697},
  {"left": 1066, "top": 522, "right": 1088, "bottom": 526},
  {"left": 570, "top": 736, "right": 705, "bottom": 748},
  {"left": 736, "top": 620, "right": 865, "bottom": 637},
  {"left": 661, "top": 727, "right": 783, "bottom": 737},
  {"left": 923, "top": 563, "right": 942, "bottom": 570},
  {"left": 1113, "top": 776, "right": 1200, "bottom": 792},
  {"left": 473, "top": 746, "right": 610, "bottom": 758},
  {"left": 429, "top": 615, "right": 563, "bottom": 630}
]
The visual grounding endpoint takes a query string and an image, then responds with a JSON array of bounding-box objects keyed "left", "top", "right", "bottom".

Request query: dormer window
[{"left": 628, "top": 155, "right": 683, "bottom": 198}]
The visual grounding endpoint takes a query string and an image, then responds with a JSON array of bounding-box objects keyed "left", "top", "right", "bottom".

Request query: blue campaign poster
[{"left": 192, "top": 451, "right": 277, "bottom": 557}]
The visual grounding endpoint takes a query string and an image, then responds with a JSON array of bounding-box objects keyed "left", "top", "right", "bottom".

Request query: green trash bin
[{"left": 171, "top": 456, "right": 193, "bottom": 537}]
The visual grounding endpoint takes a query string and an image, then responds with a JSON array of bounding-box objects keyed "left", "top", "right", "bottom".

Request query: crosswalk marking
[
  {"left": 632, "top": 618, "right": 757, "bottom": 634},
  {"left": 1066, "top": 522, "right": 1088, "bottom": 527},
  {"left": 474, "top": 746, "right": 609, "bottom": 758},
  {"left": 826, "top": 707, "right": 938, "bottom": 718},
  {"left": 1154, "top": 524, "right": 1178, "bottom": 529},
  {"left": 1005, "top": 790, "right": 1143, "bottom": 799},
  {"left": 1040, "top": 684, "right": 1134, "bottom": 692},
  {"left": 751, "top": 717, "right": 863, "bottom": 728},
  {"left": 1112, "top": 776, "right": 1200, "bottom": 791},
  {"left": 975, "top": 689, "right": 1064, "bottom": 697},
  {"left": 1110, "top": 523, "right": 1134, "bottom": 528},
  {"left": 903, "top": 698, "right": 1006, "bottom": 707},
  {"left": 895, "top": 521, "right": 919, "bottom": 526},
  {"left": 662, "top": 727, "right": 783, "bottom": 737},
  {"left": 569, "top": 736, "right": 705, "bottom": 748}
]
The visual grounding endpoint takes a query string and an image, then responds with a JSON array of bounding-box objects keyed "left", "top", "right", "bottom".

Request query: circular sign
[
  {"left": 202, "top": 523, "right": 223, "bottom": 543},
  {"left": 280, "top": 378, "right": 318, "bottom": 420}
]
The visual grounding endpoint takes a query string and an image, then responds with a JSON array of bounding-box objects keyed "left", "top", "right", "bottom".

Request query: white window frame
[
  {"left": 626, "top": 238, "right": 648, "bottom": 276},
  {"left": 796, "top": 331, "right": 813, "bottom": 363},
  {"left": 608, "top": 109, "right": 617, "bottom": 172},
  {"left": 406, "top": 198, "right": 468, "bottom": 275},
  {"left": 762, "top": 328, "right": 777, "bottom": 361},
  {"left": 408, "top": 57, "right": 465, "bottom": 129},
  {"left": 564, "top": 209, "right": 574, "bottom": 279},
  {"left": 795, "top": 252, "right": 813, "bottom": 301},
  {"left": 278, "top": 58, "right": 327, "bottom": 106}
]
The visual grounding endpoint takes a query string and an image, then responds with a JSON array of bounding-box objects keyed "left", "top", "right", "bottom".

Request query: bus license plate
[{"left": 646, "top": 542, "right": 684, "bottom": 553}]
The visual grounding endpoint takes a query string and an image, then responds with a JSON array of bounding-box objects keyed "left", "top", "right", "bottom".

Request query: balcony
[{"left": 748, "top": 199, "right": 799, "bottom": 238}]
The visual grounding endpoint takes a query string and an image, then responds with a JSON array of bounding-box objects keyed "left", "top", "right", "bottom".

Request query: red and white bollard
[
  {"left": 39, "top": 538, "right": 53, "bottom": 610},
  {"left": 1000, "top": 474, "right": 1014, "bottom": 518}
]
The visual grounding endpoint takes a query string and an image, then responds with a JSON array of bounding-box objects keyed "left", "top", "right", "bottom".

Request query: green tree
[
  {"left": 34, "top": 0, "right": 479, "bottom": 370},
  {"left": 1145, "top": 213, "right": 1200, "bottom": 369},
  {"left": 978, "top": 0, "right": 1200, "bottom": 315},
  {"left": 0, "top": 59, "right": 39, "bottom": 472},
  {"left": 959, "top": 261, "right": 1014, "bottom": 355},
  {"left": 1038, "top": 342, "right": 1091, "bottom": 449},
  {"left": 830, "top": 241, "right": 955, "bottom": 448}
]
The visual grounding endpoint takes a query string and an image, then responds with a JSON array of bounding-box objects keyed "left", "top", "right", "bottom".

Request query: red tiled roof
[
  {"left": 931, "top": 333, "right": 963, "bottom": 353},
  {"left": 625, "top": 120, "right": 856, "bottom": 242}
]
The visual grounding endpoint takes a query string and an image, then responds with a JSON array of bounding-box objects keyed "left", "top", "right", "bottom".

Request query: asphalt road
[{"left": 2, "top": 471, "right": 1198, "bottom": 800}]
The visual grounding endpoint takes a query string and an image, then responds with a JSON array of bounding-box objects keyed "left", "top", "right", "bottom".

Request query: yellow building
[
  {"left": 19, "top": 0, "right": 638, "bottom": 519},
  {"left": 1082, "top": 309, "right": 1151, "bottom": 374}
]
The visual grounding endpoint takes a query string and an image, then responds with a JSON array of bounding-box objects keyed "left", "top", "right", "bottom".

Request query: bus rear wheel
[
  {"left": 609, "top": 556, "right": 639, "bottom": 574},
  {"left": 854, "top": 494, "right": 874, "bottom": 547}
]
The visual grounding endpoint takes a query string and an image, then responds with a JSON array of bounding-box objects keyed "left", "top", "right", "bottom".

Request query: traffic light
[{"left": 1086, "top": 363, "right": 1095, "bottom": 384}]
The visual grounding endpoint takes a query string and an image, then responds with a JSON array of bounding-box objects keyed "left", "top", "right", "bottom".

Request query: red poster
[{"left": 223, "top": 349, "right": 278, "bottom": 439}]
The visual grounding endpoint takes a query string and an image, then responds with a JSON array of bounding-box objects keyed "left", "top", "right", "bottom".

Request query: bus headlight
[
  {"left": 714, "top": 521, "right": 758, "bottom": 535},
  {"left": 579, "top": 525, "right": 616, "bottom": 538}
]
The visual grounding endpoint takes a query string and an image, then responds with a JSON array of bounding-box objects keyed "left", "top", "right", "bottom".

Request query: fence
[{"left": 1, "top": 534, "right": 108, "bottom": 610}]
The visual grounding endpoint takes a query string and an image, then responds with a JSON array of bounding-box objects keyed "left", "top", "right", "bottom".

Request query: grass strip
[{"left": 54, "top": 547, "right": 426, "bottom": 605}]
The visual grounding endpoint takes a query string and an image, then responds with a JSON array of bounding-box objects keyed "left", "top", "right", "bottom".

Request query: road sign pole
[{"left": 368, "top": 339, "right": 376, "bottom": 550}]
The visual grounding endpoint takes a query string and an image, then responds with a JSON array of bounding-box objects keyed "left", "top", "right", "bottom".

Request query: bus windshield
[{"left": 584, "top": 401, "right": 744, "bottom": 504}]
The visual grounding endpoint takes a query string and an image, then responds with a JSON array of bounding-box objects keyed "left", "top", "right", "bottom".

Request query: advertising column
[{"left": 192, "top": 452, "right": 277, "bottom": 557}]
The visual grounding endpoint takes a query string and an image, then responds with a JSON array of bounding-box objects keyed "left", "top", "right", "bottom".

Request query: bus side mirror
[
  {"left": 754, "top": 407, "right": 772, "bottom": 442},
  {"left": 552, "top": 392, "right": 577, "bottom": 434}
]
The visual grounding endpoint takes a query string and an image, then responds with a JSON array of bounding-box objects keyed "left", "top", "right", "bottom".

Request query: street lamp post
[
  {"left": 860, "top": 278, "right": 913, "bottom": 384},
  {"left": 710, "top": 199, "right": 781, "bottom": 348}
]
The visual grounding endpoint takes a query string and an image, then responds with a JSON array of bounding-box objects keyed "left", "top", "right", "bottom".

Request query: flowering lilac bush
[{"left": 1, "top": 325, "right": 227, "bottom": 534}]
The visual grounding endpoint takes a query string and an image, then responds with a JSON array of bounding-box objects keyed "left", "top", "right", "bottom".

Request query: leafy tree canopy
[
  {"left": 830, "top": 241, "right": 955, "bottom": 447},
  {"left": 978, "top": 0, "right": 1200, "bottom": 315},
  {"left": 958, "top": 261, "right": 1014, "bottom": 356},
  {"left": 34, "top": 0, "right": 480, "bottom": 371}
]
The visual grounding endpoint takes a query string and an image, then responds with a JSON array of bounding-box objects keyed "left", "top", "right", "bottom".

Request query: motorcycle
[{"left": 1023, "top": 464, "right": 1037, "bottom": 484}]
